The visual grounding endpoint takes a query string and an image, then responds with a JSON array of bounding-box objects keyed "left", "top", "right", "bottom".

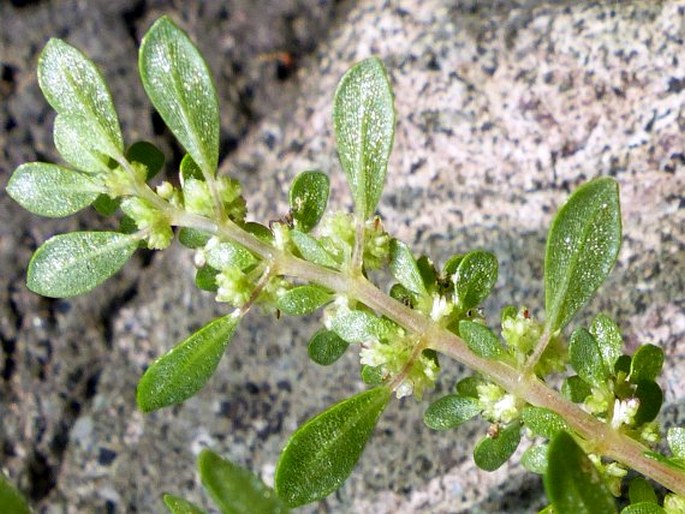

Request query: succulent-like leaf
[
  {"left": 423, "top": 394, "right": 481, "bottom": 430},
  {"left": 668, "top": 427, "right": 685, "bottom": 459},
  {"left": 458, "top": 320, "right": 503, "bottom": 360},
  {"left": 289, "top": 171, "right": 330, "bottom": 232},
  {"left": 521, "top": 406, "right": 570, "bottom": 439},
  {"left": 360, "top": 365, "right": 385, "bottom": 386},
  {"left": 307, "top": 329, "right": 349, "bottom": 365},
  {"left": 521, "top": 444, "right": 549, "bottom": 474},
  {"left": 27, "top": 231, "right": 138, "bottom": 298},
  {"left": 633, "top": 380, "right": 663, "bottom": 425},
  {"left": 456, "top": 376, "right": 488, "bottom": 398},
  {"left": 7, "top": 163, "right": 100, "bottom": 218},
  {"left": 544, "top": 431, "right": 617, "bottom": 514},
  {"left": 0, "top": 473, "right": 30, "bottom": 514},
  {"left": 137, "top": 313, "right": 240, "bottom": 412},
  {"left": 628, "top": 477, "right": 658, "bottom": 505},
  {"left": 561, "top": 376, "right": 592, "bottom": 403},
  {"left": 569, "top": 328, "right": 606, "bottom": 388},
  {"left": 333, "top": 57, "right": 395, "bottom": 219},
  {"left": 127, "top": 141, "right": 165, "bottom": 180},
  {"left": 38, "top": 38, "right": 124, "bottom": 158},
  {"left": 621, "top": 504, "right": 666, "bottom": 514},
  {"left": 162, "top": 494, "right": 207, "bottom": 514},
  {"left": 195, "top": 265, "right": 219, "bottom": 292},
  {"left": 276, "top": 285, "right": 333, "bottom": 316},
  {"left": 274, "top": 387, "right": 391, "bottom": 506},
  {"left": 590, "top": 313, "right": 623, "bottom": 371},
  {"left": 389, "top": 239, "right": 428, "bottom": 297},
  {"left": 179, "top": 228, "right": 212, "bottom": 249},
  {"left": 53, "top": 114, "right": 113, "bottom": 173},
  {"left": 290, "top": 230, "right": 339, "bottom": 268},
  {"left": 205, "top": 241, "right": 256, "bottom": 271},
  {"left": 198, "top": 449, "right": 289, "bottom": 514},
  {"left": 452, "top": 250, "right": 498, "bottom": 311},
  {"left": 544, "top": 177, "right": 621, "bottom": 333},
  {"left": 180, "top": 153, "right": 204, "bottom": 184},
  {"left": 630, "top": 344, "right": 664, "bottom": 383},
  {"left": 473, "top": 423, "right": 521, "bottom": 471},
  {"left": 330, "top": 309, "right": 391, "bottom": 344},
  {"left": 139, "top": 16, "right": 219, "bottom": 177}
]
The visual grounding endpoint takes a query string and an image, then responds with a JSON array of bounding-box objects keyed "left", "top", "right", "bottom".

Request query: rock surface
[{"left": 1, "top": 1, "right": 683, "bottom": 512}]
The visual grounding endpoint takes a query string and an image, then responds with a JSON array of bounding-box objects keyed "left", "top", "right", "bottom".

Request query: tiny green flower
[
  {"left": 215, "top": 265, "right": 252, "bottom": 307},
  {"left": 664, "top": 494, "right": 685, "bottom": 514},
  {"left": 362, "top": 216, "right": 390, "bottom": 269},
  {"left": 501, "top": 307, "right": 543, "bottom": 355},
  {"left": 477, "top": 383, "right": 520, "bottom": 424},
  {"left": 121, "top": 197, "right": 173, "bottom": 249},
  {"left": 183, "top": 177, "right": 214, "bottom": 216},
  {"left": 610, "top": 397, "right": 640, "bottom": 430}
]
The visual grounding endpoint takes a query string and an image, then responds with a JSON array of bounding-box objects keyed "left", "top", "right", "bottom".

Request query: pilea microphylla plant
[{"left": 4, "top": 14, "right": 685, "bottom": 513}]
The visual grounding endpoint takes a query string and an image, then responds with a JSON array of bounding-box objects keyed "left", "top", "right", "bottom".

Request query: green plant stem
[{"left": 171, "top": 208, "right": 685, "bottom": 497}]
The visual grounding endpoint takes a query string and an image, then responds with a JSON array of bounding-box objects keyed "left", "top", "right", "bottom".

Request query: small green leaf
[
  {"left": 307, "top": 329, "right": 349, "bottom": 365},
  {"left": 416, "top": 256, "right": 438, "bottom": 292},
  {"left": 274, "top": 387, "right": 391, "bottom": 506},
  {"left": 668, "top": 427, "right": 685, "bottom": 459},
  {"left": 276, "top": 285, "right": 333, "bottom": 316},
  {"left": 289, "top": 171, "right": 330, "bottom": 232},
  {"left": 333, "top": 57, "right": 395, "bottom": 219},
  {"left": 389, "top": 239, "right": 428, "bottom": 297},
  {"left": 244, "top": 222, "right": 274, "bottom": 244},
  {"left": 590, "top": 314, "right": 623, "bottom": 371},
  {"left": 205, "top": 241, "right": 256, "bottom": 271},
  {"left": 0, "top": 473, "right": 30, "bottom": 514},
  {"left": 179, "top": 228, "right": 212, "bottom": 249},
  {"left": 521, "top": 444, "right": 548, "bottom": 474},
  {"left": 423, "top": 394, "right": 480, "bottom": 430},
  {"left": 127, "top": 141, "right": 165, "bottom": 180},
  {"left": 136, "top": 313, "right": 240, "bottom": 412},
  {"left": 27, "top": 231, "right": 137, "bottom": 297},
  {"left": 562, "top": 375, "right": 593, "bottom": 403},
  {"left": 628, "top": 477, "right": 658, "bottom": 505},
  {"left": 522, "top": 406, "right": 570, "bottom": 439},
  {"left": 53, "top": 114, "right": 113, "bottom": 173},
  {"left": 458, "top": 320, "right": 503, "bottom": 360},
  {"left": 633, "top": 380, "right": 663, "bottom": 425},
  {"left": 360, "top": 365, "right": 385, "bottom": 385},
  {"left": 442, "top": 254, "right": 463, "bottom": 277},
  {"left": 544, "top": 177, "right": 622, "bottom": 333},
  {"left": 456, "top": 376, "right": 488, "bottom": 398},
  {"left": 163, "top": 494, "right": 207, "bottom": 514},
  {"left": 544, "top": 431, "right": 617, "bottom": 514},
  {"left": 569, "top": 328, "right": 606, "bottom": 388},
  {"left": 615, "top": 354, "right": 632, "bottom": 375},
  {"left": 198, "top": 449, "right": 289, "bottom": 514},
  {"left": 195, "top": 265, "right": 219, "bottom": 292},
  {"left": 389, "top": 283, "right": 416, "bottom": 308},
  {"left": 452, "top": 250, "right": 498, "bottom": 311},
  {"left": 621, "top": 504, "right": 666, "bottom": 514},
  {"left": 8, "top": 163, "right": 100, "bottom": 217},
  {"left": 140, "top": 17, "right": 219, "bottom": 177},
  {"left": 92, "top": 194, "right": 120, "bottom": 215},
  {"left": 180, "top": 153, "right": 204, "bottom": 184},
  {"left": 290, "top": 230, "right": 339, "bottom": 268},
  {"left": 630, "top": 344, "right": 664, "bottom": 383},
  {"left": 330, "top": 310, "right": 390, "bottom": 344},
  {"left": 473, "top": 423, "right": 521, "bottom": 471},
  {"left": 38, "top": 38, "right": 124, "bottom": 158}
]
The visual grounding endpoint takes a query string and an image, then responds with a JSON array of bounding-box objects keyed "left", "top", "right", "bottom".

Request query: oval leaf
[
  {"left": 621, "top": 503, "right": 666, "bottom": 514},
  {"left": 628, "top": 477, "right": 658, "bottom": 505},
  {"left": 562, "top": 375, "right": 593, "bottom": 403},
  {"left": 308, "top": 329, "right": 349, "bottom": 366},
  {"left": 289, "top": 171, "right": 330, "bottom": 232},
  {"left": 458, "top": 320, "right": 503, "bottom": 360},
  {"left": 424, "top": 394, "right": 481, "bottom": 430},
  {"left": 205, "top": 240, "right": 256, "bottom": 271},
  {"left": 569, "top": 328, "right": 607, "bottom": 388},
  {"left": 630, "top": 344, "right": 664, "bottom": 383},
  {"left": 198, "top": 449, "right": 289, "bottom": 514},
  {"left": 162, "top": 494, "right": 207, "bottom": 514},
  {"left": 333, "top": 57, "right": 395, "bottom": 219},
  {"left": 544, "top": 431, "right": 617, "bottom": 514},
  {"left": 127, "top": 141, "right": 165, "bottom": 180},
  {"left": 38, "top": 38, "right": 123, "bottom": 157},
  {"left": 139, "top": 16, "right": 219, "bottom": 177},
  {"left": 0, "top": 473, "right": 30, "bottom": 514},
  {"left": 27, "top": 231, "right": 138, "bottom": 298},
  {"left": 330, "top": 309, "right": 390, "bottom": 344},
  {"left": 452, "top": 250, "right": 498, "bottom": 311},
  {"left": 521, "top": 406, "right": 569, "bottom": 439},
  {"left": 521, "top": 444, "right": 549, "bottom": 474},
  {"left": 136, "top": 313, "right": 240, "bottom": 412},
  {"left": 274, "top": 387, "right": 391, "bottom": 506},
  {"left": 389, "top": 239, "right": 428, "bottom": 296},
  {"left": 633, "top": 380, "right": 663, "bottom": 425},
  {"left": 544, "top": 177, "right": 621, "bottom": 332},
  {"left": 590, "top": 313, "right": 623, "bottom": 371},
  {"left": 473, "top": 423, "right": 521, "bottom": 471},
  {"left": 276, "top": 285, "right": 333, "bottom": 316},
  {"left": 53, "top": 114, "right": 113, "bottom": 173},
  {"left": 7, "top": 163, "right": 100, "bottom": 217},
  {"left": 290, "top": 230, "right": 339, "bottom": 268}
]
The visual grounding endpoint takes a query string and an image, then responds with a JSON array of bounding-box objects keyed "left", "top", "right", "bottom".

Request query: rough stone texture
[{"left": 1, "top": 1, "right": 683, "bottom": 513}]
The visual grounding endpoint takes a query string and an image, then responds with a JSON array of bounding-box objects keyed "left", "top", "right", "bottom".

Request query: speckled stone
[{"left": 1, "top": 1, "right": 683, "bottom": 513}]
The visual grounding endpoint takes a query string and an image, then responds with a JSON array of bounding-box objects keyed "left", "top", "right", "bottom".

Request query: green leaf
[
  {"left": 92, "top": 194, "right": 120, "bottom": 215},
  {"left": 590, "top": 314, "right": 623, "bottom": 371},
  {"left": 198, "top": 449, "right": 289, "bottom": 514},
  {"left": 276, "top": 285, "right": 333, "bottom": 316},
  {"left": 569, "top": 328, "right": 607, "bottom": 388},
  {"left": 0, "top": 473, "right": 30, "bottom": 514},
  {"left": 180, "top": 153, "right": 204, "bottom": 184},
  {"left": 136, "top": 313, "right": 240, "bottom": 412},
  {"left": 389, "top": 239, "right": 428, "bottom": 296},
  {"left": 179, "top": 228, "right": 212, "bottom": 249},
  {"left": 53, "top": 114, "right": 113, "bottom": 173},
  {"left": 307, "top": 329, "right": 349, "bottom": 366},
  {"left": 289, "top": 171, "right": 330, "bottom": 232},
  {"left": 544, "top": 431, "right": 617, "bottom": 514},
  {"left": 521, "top": 406, "right": 570, "bottom": 439},
  {"left": 333, "top": 57, "right": 395, "bottom": 219},
  {"left": 360, "top": 365, "right": 385, "bottom": 385},
  {"left": 8, "top": 163, "right": 100, "bottom": 217},
  {"left": 38, "top": 38, "right": 124, "bottom": 158},
  {"left": 621, "top": 504, "right": 666, "bottom": 514},
  {"left": 562, "top": 375, "right": 593, "bottom": 403},
  {"left": 668, "top": 427, "right": 685, "bottom": 459},
  {"left": 521, "top": 444, "right": 549, "bottom": 474},
  {"left": 423, "top": 394, "right": 480, "bottom": 430},
  {"left": 458, "top": 320, "right": 503, "bottom": 360},
  {"left": 27, "top": 231, "right": 138, "bottom": 298},
  {"left": 290, "top": 230, "right": 339, "bottom": 268},
  {"left": 456, "top": 376, "right": 488, "bottom": 398},
  {"left": 139, "top": 16, "right": 219, "bottom": 177},
  {"left": 195, "top": 265, "right": 219, "bottom": 292},
  {"left": 244, "top": 222, "right": 274, "bottom": 244},
  {"left": 205, "top": 241, "right": 256, "bottom": 271},
  {"left": 473, "top": 423, "right": 521, "bottom": 471},
  {"left": 442, "top": 254, "right": 463, "bottom": 277},
  {"left": 163, "top": 494, "right": 207, "bottom": 514},
  {"left": 630, "top": 344, "right": 664, "bottom": 383},
  {"left": 544, "top": 177, "right": 622, "bottom": 333},
  {"left": 452, "top": 250, "right": 498, "bottom": 311},
  {"left": 274, "top": 387, "right": 391, "bottom": 506},
  {"left": 628, "top": 477, "right": 658, "bottom": 505},
  {"left": 633, "top": 380, "right": 663, "bottom": 425},
  {"left": 127, "top": 141, "right": 165, "bottom": 180},
  {"left": 330, "top": 310, "right": 390, "bottom": 344}
]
